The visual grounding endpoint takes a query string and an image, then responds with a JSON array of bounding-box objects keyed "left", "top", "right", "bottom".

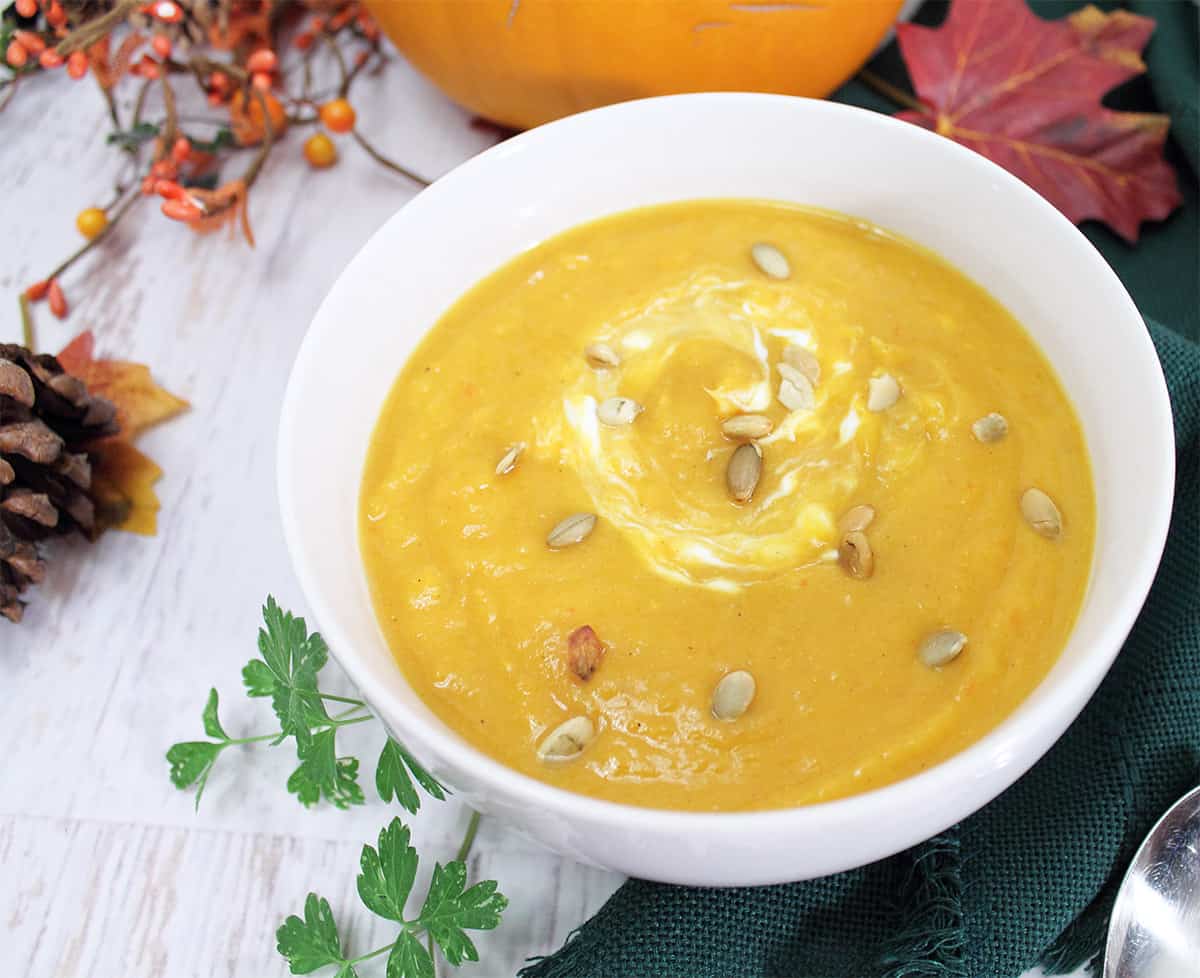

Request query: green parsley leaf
[
  {"left": 375, "top": 740, "right": 419, "bottom": 812},
  {"left": 165, "top": 741, "right": 222, "bottom": 808},
  {"left": 288, "top": 728, "right": 364, "bottom": 809},
  {"left": 356, "top": 818, "right": 419, "bottom": 921},
  {"left": 242, "top": 658, "right": 277, "bottom": 698},
  {"left": 256, "top": 596, "right": 332, "bottom": 751},
  {"left": 386, "top": 930, "right": 433, "bottom": 978},
  {"left": 202, "top": 688, "right": 229, "bottom": 740},
  {"left": 375, "top": 739, "right": 446, "bottom": 812},
  {"left": 418, "top": 862, "right": 508, "bottom": 965},
  {"left": 276, "top": 893, "right": 353, "bottom": 976}
]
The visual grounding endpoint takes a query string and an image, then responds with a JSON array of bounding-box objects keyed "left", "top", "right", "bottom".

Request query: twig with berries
[{"left": 5, "top": 0, "right": 434, "bottom": 346}]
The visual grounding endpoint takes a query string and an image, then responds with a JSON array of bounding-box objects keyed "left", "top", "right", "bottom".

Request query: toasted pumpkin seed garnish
[
  {"left": 972, "top": 413, "right": 1009, "bottom": 443},
  {"left": 547, "top": 512, "right": 597, "bottom": 549},
  {"left": 839, "top": 504, "right": 876, "bottom": 534},
  {"left": 867, "top": 373, "right": 901, "bottom": 412},
  {"left": 712, "top": 670, "right": 756, "bottom": 721},
  {"left": 537, "top": 715, "right": 595, "bottom": 762},
  {"left": 777, "top": 363, "right": 815, "bottom": 412},
  {"left": 838, "top": 530, "right": 874, "bottom": 579},
  {"left": 1020, "top": 488, "right": 1062, "bottom": 539},
  {"left": 566, "top": 625, "right": 606, "bottom": 682},
  {"left": 721, "top": 413, "right": 774, "bottom": 440},
  {"left": 726, "top": 442, "right": 762, "bottom": 502},
  {"left": 495, "top": 441, "right": 526, "bottom": 476},
  {"left": 584, "top": 343, "right": 621, "bottom": 369},
  {"left": 751, "top": 242, "right": 790, "bottom": 280},
  {"left": 919, "top": 629, "right": 968, "bottom": 668},
  {"left": 783, "top": 344, "right": 820, "bottom": 385},
  {"left": 597, "top": 396, "right": 644, "bottom": 426}
]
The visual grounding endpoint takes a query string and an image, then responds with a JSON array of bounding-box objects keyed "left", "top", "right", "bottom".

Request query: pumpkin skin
[{"left": 364, "top": 0, "right": 904, "bottom": 130}]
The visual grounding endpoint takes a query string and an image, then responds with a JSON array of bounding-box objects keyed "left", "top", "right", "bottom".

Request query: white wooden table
[{"left": 0, "top": 53, "right": 1084, "bottom": 978}]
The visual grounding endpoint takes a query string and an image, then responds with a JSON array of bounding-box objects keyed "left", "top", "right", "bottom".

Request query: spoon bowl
[{"left": 1105, "top": 784, "right": 1200, "bottom": 978}]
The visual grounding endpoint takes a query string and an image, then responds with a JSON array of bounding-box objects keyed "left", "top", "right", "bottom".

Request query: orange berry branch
[{"left": 2, "top": 0, "right": 433, "bottom": 348}]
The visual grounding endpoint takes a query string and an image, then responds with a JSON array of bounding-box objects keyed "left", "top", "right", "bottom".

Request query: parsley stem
[
  {"left": 346, "top": 941, "right": 398, "bottom": 966},
  {"left": 320, "top": 692, "right": 367, "bottom": 708},
  {"left": 456, "top": 810, "right": 482, "bottom": 864},
  {"left": 223, "top": 732, "right": 285, "bottom": 747}
]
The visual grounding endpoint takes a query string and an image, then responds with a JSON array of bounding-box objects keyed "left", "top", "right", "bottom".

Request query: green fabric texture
[{"left": 521, "top": 5, "right": 1200, "bottom": 976}]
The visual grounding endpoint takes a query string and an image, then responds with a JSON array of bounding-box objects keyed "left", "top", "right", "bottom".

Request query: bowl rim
[{"left": 278, "top": 93, "right": 1174, "bottom": 845}]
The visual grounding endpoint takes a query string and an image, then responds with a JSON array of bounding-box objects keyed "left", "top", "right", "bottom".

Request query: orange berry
[
  {"left": 39, "top": 48, "right": 62, "bottom": 68},
  {"left": 246, "top": 48, "right": 276, "bottom": 74},
  {"left": 155, "top": 179, "right": 186, "bottom": 200},
  {"left": 134, "top": 55, "right": 159, "bottom": 79},
  {"left": 303, "top": 132, "right": 337, "bottom": 168},
  {"left": 151, "top": 34, "right": 171, "bottom": 58},
  {"left": 171, "top": 136, "right": 190, "bottom": 163},
  {"left": 309, "top": 15, "right": 325, "bottom": 32},
  {"left": 46, "top": 1, "right": 65, "bottom": 27},
  {"left": 328, "top": 6, "right": 353, "bottom": 31},
  {"left": 251, "top": 71, "right": 272, "bottom": 91},
  {"left": 47, "top": 280, "right": 67, "bottom": 319},
  {"left": 75, "top": 206, "right": 108, "bottom": 240},
  {"left": 353, "top": 50, "right": 368, "bottom": 68},
  {"left": 319, "top": 98, "right": 356, "bottom": 134},
  {"left": 25, "top": 281, "right": 50, "bottom": 302},
  {"left": 293, "top": 31, "right": 313, "bottom": 51},
  {"left": 140, "top": 175, "right": 158, "bottom": 195},
  {"left": 6, "top": 40, "right": 28, "bottom": 68},
  {"left": 362, "top": 22, "right": 380, "bottom": 42},
  {"left": 207, "top": 91, "right": 223, "bottom": 106},
  {"left": 14, "top": 31, "right": 45, "bottom": 54},
  {"left": 15, "top": 0, "right": 37, "bottom": 16},
  {"left": 161, "top": 198, "right": 202, "bottom": 221},
  {"left": 66, "top": 50, "right": 87, "bottom": 78}
]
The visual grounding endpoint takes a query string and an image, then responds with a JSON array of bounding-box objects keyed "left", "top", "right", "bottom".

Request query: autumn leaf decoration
[
  {"left": 893, "top": 0, "right": 1181, "bottom": 242},
  {"left": 56, "top": 331, "right": 188, "bottom": 536}
]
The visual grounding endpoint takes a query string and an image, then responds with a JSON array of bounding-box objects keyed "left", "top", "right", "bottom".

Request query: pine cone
[{"left": 0, "top": 344, "right": 118, "bottom": 623}]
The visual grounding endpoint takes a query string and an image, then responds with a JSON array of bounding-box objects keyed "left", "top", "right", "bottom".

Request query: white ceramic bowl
[{"left": 279, "top": 94, "right": 1174, "bottom": 886}]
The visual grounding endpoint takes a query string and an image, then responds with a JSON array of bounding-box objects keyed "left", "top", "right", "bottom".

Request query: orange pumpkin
[{"left": 364, "top": 0, "right": 903, "bottom": 130}]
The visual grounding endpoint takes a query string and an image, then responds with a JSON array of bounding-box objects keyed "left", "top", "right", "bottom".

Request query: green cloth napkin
[{"left": 521, "top": 5, "right": 1200, "bottom": 976}]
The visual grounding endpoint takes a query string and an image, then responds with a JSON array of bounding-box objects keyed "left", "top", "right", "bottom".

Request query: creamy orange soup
[{"left": 360, "top": 200, "right": 1094, "bottom": 812}]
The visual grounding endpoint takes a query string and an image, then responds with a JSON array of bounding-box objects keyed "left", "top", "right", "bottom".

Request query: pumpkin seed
[
  {"left": 495, "top": 442, "right": 526, "bottom": 476},
  {"left": 721, "top": 413, "right": 774, "bottom": 440},
  {"left": 783, "top": 344, "right": 820, "bottom": 385},
  {"left": 712, "top": 670, "right": 756, "bottom": 721},
  {"left": 839, "top": 504, "right": 876, "bottom": 534},
  {"left": 972, "top": 413, "right": 1008, "bottom": 443},
  {"left": 547, "top": 512, "right": 597, "bottom": 549},
  {"left": 777, "top": 363, "right": 815, "bottom": 412},
  {"left": 918, "top": 629, "right": 968, "bottom": 668},
  {"left": 838, "top": 530, "right": 874, "bottom": 579},
  {"left": 537, "top": 715, "right": 595, "bottom": 762},
  {"left": 584, "top": 343, "right": 621, "bottom": 369},
  {"left": 1020, "top": 488, "right": 1062, "bottom": 539},
  {"left": 726, "top": 442, "right": 762, "bottom": 502},
  {"left": 597, "top": 396, "right": 644, "bottom": 426},
  {"left": 867, "top": 374, "right": 901, "bottom": 412},
  {"left": 751, "top": 242, "right": 791, "bottom": 280}
]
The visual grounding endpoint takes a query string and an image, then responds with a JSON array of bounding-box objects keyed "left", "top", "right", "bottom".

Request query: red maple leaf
[{"left": 895, "top": 0, "right": 1181, "bottom": 242}]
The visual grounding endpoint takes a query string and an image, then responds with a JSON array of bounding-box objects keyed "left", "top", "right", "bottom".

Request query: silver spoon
[{"left": 1104, "top": 784, "right": 1200, "bottom": 978}]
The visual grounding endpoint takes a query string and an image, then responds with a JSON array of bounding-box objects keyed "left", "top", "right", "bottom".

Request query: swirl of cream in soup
[{"left": 536, "top": 270, "right": 958, "bottom": 591}]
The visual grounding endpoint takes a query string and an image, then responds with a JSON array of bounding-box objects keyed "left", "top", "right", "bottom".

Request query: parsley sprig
[
  {"left": 166, "top": 598, "right": 506, "bottom": 977},
  {"left": 166, "top": 597, "right": 445, "bottom": 813},
  {"left": 277, "top": 815, "right": 506, "bottom": 978}
]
